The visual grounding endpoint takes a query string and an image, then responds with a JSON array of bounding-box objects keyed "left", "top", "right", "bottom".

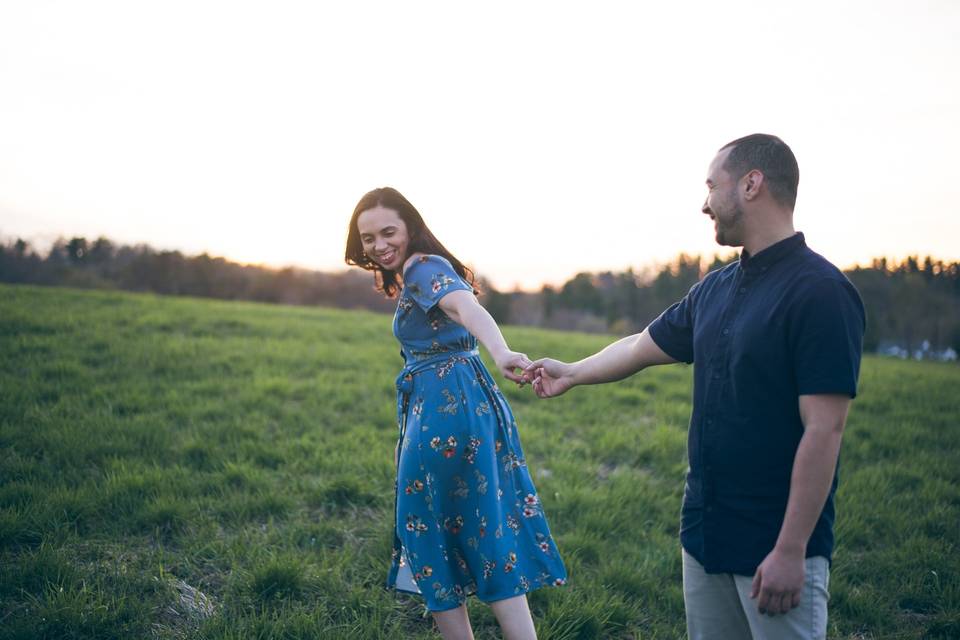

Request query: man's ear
[{"left": 742, "top": 169, "right": 764, "bottom": 201}]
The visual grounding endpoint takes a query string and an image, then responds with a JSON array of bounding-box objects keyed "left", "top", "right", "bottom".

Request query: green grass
[{"left": 1, "top": 283, "right": 958, "bottom": 639}]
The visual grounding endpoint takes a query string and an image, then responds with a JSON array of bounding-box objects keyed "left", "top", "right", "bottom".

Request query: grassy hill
[{"left": 1, "top": 284, "right": 957, "bottom": 639}]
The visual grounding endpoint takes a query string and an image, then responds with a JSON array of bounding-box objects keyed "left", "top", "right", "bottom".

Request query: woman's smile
[
  {"left": 378, "top": 248, "right": 399, "bottom": 267},
  {"left": 356, "top": 205, "right": 411, "bottom": 273}
]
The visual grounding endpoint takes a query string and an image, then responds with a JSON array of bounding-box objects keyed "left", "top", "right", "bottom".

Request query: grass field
[{"left": 1, "top": 283, "right": 958, "bottom": 639}]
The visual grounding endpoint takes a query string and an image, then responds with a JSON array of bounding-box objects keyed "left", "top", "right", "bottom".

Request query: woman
[{"left": 345, "top": 187, "right": 566, "bottom": 639}]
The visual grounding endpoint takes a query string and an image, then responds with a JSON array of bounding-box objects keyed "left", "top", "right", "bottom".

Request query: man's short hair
[{"left": 719, "top": 134, "right": 799, "bottom": 209}]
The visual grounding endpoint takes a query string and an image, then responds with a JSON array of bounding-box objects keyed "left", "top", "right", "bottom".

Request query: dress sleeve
[
  {"left": 789, "top": 276, "right": 866, "bottom": 398},
  {"left": 402, "top": 255, "right": 475, "bottom": 312},
  {"left": 647, "top": 280, "right": 701, "bottom": 364}
]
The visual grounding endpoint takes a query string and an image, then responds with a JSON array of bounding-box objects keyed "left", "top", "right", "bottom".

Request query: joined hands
[{"left": 515, "top": 358, "right": 575, "bottom": 398}]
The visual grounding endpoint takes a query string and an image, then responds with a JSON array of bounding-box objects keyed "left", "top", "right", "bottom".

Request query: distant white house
[{"left": 877, "top": 340, "right": 957, "bottom": 362}]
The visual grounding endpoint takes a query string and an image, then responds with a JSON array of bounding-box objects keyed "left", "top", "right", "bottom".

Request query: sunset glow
[{"left": 2, "top": 1, "right": 958, "bottom": 290}]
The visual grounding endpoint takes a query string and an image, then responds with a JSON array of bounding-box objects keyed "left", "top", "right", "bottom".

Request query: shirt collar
[{"left": 739, "top": 232, "right": 806, "bottom": 274}]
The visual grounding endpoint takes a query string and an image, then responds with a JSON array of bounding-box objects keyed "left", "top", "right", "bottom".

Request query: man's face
[{"left": 702, "top": 148, "right": 745, "bottom": 247}]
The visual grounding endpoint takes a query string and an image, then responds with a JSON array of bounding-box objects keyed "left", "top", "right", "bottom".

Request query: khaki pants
[{"left": 682, "top": 548, "right": 830, "bottom": 640}]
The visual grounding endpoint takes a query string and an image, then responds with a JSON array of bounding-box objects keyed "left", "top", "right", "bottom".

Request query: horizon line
[{"left": 4, "top": 229, "right": 960, "bottom": 294}]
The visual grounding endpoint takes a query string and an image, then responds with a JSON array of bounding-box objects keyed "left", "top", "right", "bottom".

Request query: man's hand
[
  {"left": 524, "top": 358, "right": 576, "bottom": 398},
  {"left": 751, "top": 546, "right": 805, "bottom": 615}
]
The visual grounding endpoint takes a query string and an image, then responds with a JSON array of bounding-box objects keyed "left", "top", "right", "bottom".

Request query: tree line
[
  {"left": 2, "top": 235, "right": 958, "bottom": 355},
  {"left": 0, "top": 236, "right": 396, "bottom": 313},
  {"left": 494, "top": 254, "right": 960, "bottom": 355}
]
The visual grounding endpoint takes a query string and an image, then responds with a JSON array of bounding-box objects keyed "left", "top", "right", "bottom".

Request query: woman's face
[{"left": 357, "top": 205, "right": 411, "bottom": 272}]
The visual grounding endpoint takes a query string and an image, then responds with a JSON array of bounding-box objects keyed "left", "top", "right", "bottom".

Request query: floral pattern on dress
[{"left": 386, "top": 255, "right": 567, "bottom": 612}]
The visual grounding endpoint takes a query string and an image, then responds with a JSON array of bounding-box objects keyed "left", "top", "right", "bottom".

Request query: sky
[{"left": 1, "top": 0, "right": 958, "bottom": 290}]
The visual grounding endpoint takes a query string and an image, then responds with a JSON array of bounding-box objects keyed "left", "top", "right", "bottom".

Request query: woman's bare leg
[
  {"left": 490, "top": 594, "right": 537, "bottom": 640},
  {"left": 432, "top": 604, "right": 474, "bottom": 640}
]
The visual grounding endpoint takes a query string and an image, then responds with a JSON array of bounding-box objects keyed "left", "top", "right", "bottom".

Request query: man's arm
[
  {"left": 751, "top": 393, "right": 851, "bottom": 615},
  {"left": 527, "top": 328, "right": 677, "bottom": 398}
]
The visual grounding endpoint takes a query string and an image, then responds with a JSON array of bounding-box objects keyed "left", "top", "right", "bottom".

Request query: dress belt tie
[{"left": 395, "top": 348, "right": 480, "bottom": 437}]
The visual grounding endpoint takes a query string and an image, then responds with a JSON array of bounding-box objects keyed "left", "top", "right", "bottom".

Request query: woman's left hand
[{"left": 494, "top": 351, "right": 534, "bottom": 385}]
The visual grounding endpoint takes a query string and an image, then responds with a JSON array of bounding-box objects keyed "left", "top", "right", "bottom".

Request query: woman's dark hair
[{"left": 344, "top": 187, "right": 477, "bottom": 298}]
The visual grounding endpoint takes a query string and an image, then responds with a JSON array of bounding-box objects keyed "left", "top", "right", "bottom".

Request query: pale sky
[{"left": 1, "top": 0, "right": 958, "bottom": 290}]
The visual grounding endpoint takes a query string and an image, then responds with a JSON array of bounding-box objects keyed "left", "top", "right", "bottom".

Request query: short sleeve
[
  {"left": 402, "top": 255, "right": 474, "bottom": 312},
  {"left": 647, "top": 280, "right": 701, "bottom": 364},
  {"left": 789, "top": 277, "right": 866, "bottom": 398}
]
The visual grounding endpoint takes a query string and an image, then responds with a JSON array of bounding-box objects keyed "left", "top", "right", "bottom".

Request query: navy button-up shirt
[{"left": 648, "top": 233, "right": 865, "bottom": 575}]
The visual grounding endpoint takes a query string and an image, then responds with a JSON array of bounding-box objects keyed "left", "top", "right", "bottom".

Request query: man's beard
[{"left": 715, "top": 202, "right": 744, "bottom": 247}]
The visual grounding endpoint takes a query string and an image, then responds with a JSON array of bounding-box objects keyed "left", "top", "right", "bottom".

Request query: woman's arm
[{"left": 437, "top": 289, "right": 531, "bottom": 383}]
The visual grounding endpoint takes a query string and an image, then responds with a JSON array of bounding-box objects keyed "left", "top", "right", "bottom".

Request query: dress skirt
[{"left": 387, "top": 348, "right": 567, "bottom": 612}]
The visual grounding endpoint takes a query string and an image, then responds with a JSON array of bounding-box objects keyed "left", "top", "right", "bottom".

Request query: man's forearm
[
  {"left": 775, "top": 427, "right": 844, "bottom": 554},
  {"left": 571, "top": 328, "right": 674, "bottom": 386}
]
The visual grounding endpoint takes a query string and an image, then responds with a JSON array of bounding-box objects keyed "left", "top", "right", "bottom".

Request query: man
[{"left": 526, "top": 134, "right": 865, "bottom": 640}]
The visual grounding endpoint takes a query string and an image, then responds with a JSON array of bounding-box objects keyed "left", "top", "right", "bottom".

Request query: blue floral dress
[{"left": 387, "top": 255, "right": 567, "bottom": 612}]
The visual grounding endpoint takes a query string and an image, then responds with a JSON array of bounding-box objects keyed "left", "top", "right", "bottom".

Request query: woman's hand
[
  {"left": 493, "top": 350, "right": 534, "bottom": 384},
  {"left": 526, "top": 358, "right": 576, "bottom": 398}
]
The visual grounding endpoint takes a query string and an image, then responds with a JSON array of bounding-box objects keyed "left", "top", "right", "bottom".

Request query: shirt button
[
  {"left": 739, "top": 287, "right": 746, "bottom": 293},
  {"left": 712, "top": 372, "right": 720, "bottom": 379},
  {"left": 722, "top": 328, "right": 730, "bottom": 336}
]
